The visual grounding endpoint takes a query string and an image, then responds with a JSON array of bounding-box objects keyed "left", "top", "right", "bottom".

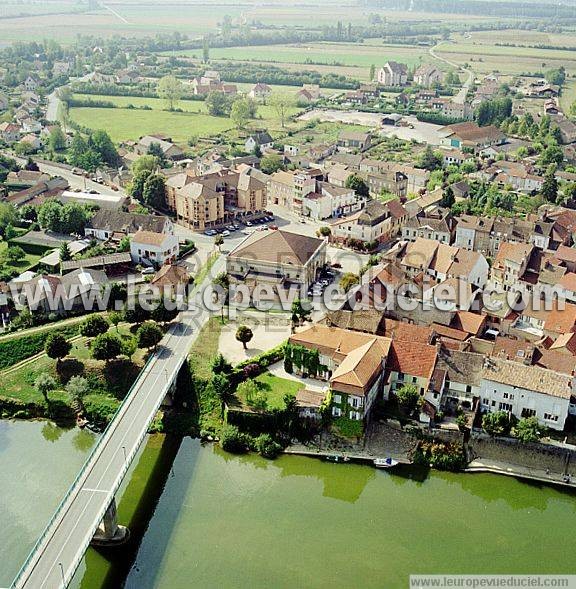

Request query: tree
[
  {"left": 108, "top": 282, "right": 128, "bottom": 310},
  {"left": 206, "top": 91, "right": 231, "bottom": 116},
  {"left": 219, "top": 424, "right": 249, "bottom": 453},
  {"left": 90, "top": 129, "right": 120, "bottom": 167},
  {"left": 48, "top": 126, "right": 67, "bottom": 151},
  {"left": 230, "top": 97, "right": 251, "bottom": 129},
  {"left": 539, "top": 143, "right": 564, "bottom": 167},
  {"left": 235, "top": 325, "right": 253, "bottom": 349},
  {"left": 269, "top": 93, "right": 294, "bottom": 128},
  {"left": 211, "top": 372, "right": 231, "bottom": 400},
  {"left": 129, "top": 169, "right": 150, "bottom": 202},
  {"left": 157, "top": 75, "right": 183, "bottom": 111},
  {"left": 395, "top": 383, "right": 420, "bottom": 415},
  {"left": 4, "top": 245, "right": 25, "bottom": 264},
  {"left": 214, "top": 234, "right": 224, "bottom": 251},
  {"left": 136, "top": 321, "right": 163, "bottom": 349},
  {"left": 238, "top": 379, "right": 267, "bottom": 411},
  {"left": 0, "top": 202, "right": 18, "bottom": 235},
  {"left": 317, "top": 226, "right": 331, "bottom": 237},
  {"left": 211, "top": 353, "right": 232, "bottom": 374},
  {"left": 109, "top": 311, "right": 122, "bottom": 331},
  {"left": 118, "top": 236, "right": 130, "bottom": 252},
  {"left": 340, "top": 272, "right": 359, "bottom": 293},
  {"left": 369, "top": 63, "right": 376, "bottom": 81},
  {"left": 35, "top": 373, "right": 57, "bottom": 404},
  {"left": 541, "top": 164, "right": 558, "bottom": 203},
  {"left": 79, "top": 314, "right": 109, "bottom": 338},
  {"left": 121, "top": 336, "right": 138, "bottom": 360},
  {"left": 482, "top": 410, "right": 515, "bottom": 437},
  {"left": 441, "top": 186, "right": 455, "bottom": 208},
  {"left": 417, "top": 145, "right": 443, "bottom": 171},
  {"left": 202, "top": 38, "right": 210, "bottom": 63},
  {"left": 545, "top": 67, "right": 566, "bottom": 86},
  {"left": 92, "top": 332, "right": 122, "bottom": 362},
  {"left": 131, "top": 155, "right": 159, "bottom": 176},
  {"left": 19, "top": 204, "right": 37, "bottom": 224},
  {"left": 260, "top": 153, "right": 284, "bottom": 174},
  {"left": 142, "top": 174, "right": 166, "bottom": 209},
  {"left": 291, "top": 298, "right": 311, "bottom": 323},
  {"left": 513, "top": 416, "right": 544, "bottom": 443},
  {"left": 151, "top": 301, "right": 179, "bottom": 323},
  {"left": 59, "top": 242, "right": 72, "bottom": 262},
  {"left": 66, "top": 375, "right": 89, "bottom": 406},
  {"left": 345, "top": 174, "right": 369, "bottom": 197},
  {"left": 45, "top": 333, "right": 71, "bottom": 365}
]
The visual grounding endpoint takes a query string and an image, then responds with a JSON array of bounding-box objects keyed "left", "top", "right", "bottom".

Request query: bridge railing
[{"left": 10, "top": 350, "right": 158, "bottom": 588}]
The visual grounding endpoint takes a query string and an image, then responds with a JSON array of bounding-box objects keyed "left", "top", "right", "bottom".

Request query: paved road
[
  {"left": 12, "top": 257, "right": 224, "bottom": 589},
  {"left": 4, "top": 151, "right": 126, "bottom": 197},
  {"left": 429, "top": 42, "right": 474, "bottom": 105},
  {"left": 45, "top": 91, "right": 60, "bottom": 123}
]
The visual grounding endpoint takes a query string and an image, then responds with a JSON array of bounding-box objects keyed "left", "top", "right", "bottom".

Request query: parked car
[
  {"left": 222, "top": 230, "right": 230, "bottom": 237},
  {"left": 141, "top": 267, "right": 155, "bottom": 275}
]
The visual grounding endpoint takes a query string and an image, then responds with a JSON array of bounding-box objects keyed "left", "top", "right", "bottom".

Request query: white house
[
  {"left": 330, "top": 199, "right": 407, "bottom": 245},
  {"left": 244, "top": 131, "right": 273, "bottom": 153},
  {"left": 377, "top": 62, "right": 408, "bottom": 86},
  {"left": 480, "top": 357, "right": 573, "bottom": 430},
  {"left": 130, "top": 230, "right": 179, "bottom": 267},
  {"left": 302, "top": 182, "right": 361, "bottom": 220}
]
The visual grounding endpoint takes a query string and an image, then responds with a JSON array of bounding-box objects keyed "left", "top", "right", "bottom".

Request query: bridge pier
[{"left": 91, "top": 498, "right": 130, "bottom": 547}]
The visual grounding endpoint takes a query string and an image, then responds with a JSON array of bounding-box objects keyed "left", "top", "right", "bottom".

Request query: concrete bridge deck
[{"left": 12, "top": 258, "right": 223, "bottom": 589}]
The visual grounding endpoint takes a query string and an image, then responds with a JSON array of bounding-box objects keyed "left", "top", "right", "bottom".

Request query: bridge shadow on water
[{"left": 76, "top": 433, "right": 187, "bottom": 589}]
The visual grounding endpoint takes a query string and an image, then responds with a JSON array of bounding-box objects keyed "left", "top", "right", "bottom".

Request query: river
[{"left": 2, "top": 422, "right": 576, "bottom": 589}]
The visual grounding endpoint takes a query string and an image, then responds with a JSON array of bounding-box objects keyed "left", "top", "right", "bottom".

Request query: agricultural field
[
  {"left": 436, "top": 34, "right": 576, "bottom": 76},
  {"left": 175, "top": 42, "right": 437, "bottom": 70}
]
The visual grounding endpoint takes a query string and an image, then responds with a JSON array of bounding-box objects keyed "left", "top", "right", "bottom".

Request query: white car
[
  {"left": 141, "top": 267, "right": 155, "bottom": 275},
  {"left": 222, "top": 230, "right": 230, "bottom": 237}
]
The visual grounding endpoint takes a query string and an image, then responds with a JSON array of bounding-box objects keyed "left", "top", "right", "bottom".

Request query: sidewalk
[{"left": 466, "top": 459, "right": 575, "bottom": 488}]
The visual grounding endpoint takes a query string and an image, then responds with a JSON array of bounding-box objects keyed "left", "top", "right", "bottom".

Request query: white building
[
  {"left": 377, "top": 62, "right": 408, "bottom": 87},
  {"left": 480, "top": 357, "right": 573, "bottom": 431},
  {"left": 302, "top": 183, "right": 361, "bottom": 220},
  {"left": 130, "top": 230, "right": 179, "bottom": 267}
]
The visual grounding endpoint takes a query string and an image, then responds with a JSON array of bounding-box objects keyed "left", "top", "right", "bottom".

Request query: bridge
[{"left": 11, "top": 257, "right": 223, "bottom": 589}]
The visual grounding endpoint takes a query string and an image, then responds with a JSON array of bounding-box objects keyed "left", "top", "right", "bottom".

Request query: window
[
  {"left": 503, "top": 392, "right": 508, "bottom": 399},
  {"left": 350, "top": 396, "right": 363, "bottom": 409},
  {"left": 349, "top": 410, "right": 361, "bottom": 421},
  {"left": 466, "top": 385, "right": 472, "bottom": 393},
  {"left": 333, "top": 394, "right": 341, "bottom": 404},
  {"left": 544, "top": 413, "right": 559, "bottom": 422},
  {"left": 499, "top": 402, "right": 512, "bottom": 412},
  {"left": 332, "top": 407, "right": 342, "bottom": 417},
  {"left": 397, "top": 372, "right": 404, "bottom": 381},
  {"left": 482, "top": 398, "right": 489, "bottom": 405}
]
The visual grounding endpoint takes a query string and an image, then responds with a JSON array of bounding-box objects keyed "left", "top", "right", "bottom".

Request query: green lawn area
[
  {"left": 236, "top": 372, "right": 302, "bottom": 411},
  {"left": 0, "top": 323, "right": 146, "bottom": 407},
  {"left": 0, "top": 239, "right": 44, "bottom": 274},
  {"left": 70, "top": 92, "right": 303, "bottom": 143},
  {"left": 188, "top": 315, "right": 224, "bottom": 380},
  {"left": 560, "top": 80, "right": 576, "bottom": 115}
]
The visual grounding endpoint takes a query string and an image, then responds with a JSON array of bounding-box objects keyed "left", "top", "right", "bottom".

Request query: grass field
[
  {"left": 236, "top": 372, "right": 302, "bottom": 411},
  {"left": 70, "top": 92, "right": 303, "bottom": 142},
  {"left": 437, "top": 35, "right": 576, "bottom": 76},
  {"left": 174, "top": 42, "right": 436, "bottom": 70},
  {"left": 560, "top": 80, "right": 576, "bottom": 116}
]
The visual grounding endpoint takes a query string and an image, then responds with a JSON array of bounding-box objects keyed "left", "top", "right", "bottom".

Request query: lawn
[
  {"left": 236, "top": 372, "right": 302, "bottom": 411},
  {"left": 0, "top": 322, "right": 146, "bottom": 407},
  {"left": 0, "top": 239, "right": 43, "bottom": 276},
  {"left": 188, "top": 315, "right": 224, "bottom": 380},
  {"left": 69, "top": 106, "right": 235, "bottom": 143},
  {"left": 69, "top": 92, "right": 303, "bottom": 143}
]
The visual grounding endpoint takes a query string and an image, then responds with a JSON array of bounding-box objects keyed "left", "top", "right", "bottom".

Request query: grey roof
[
  {"left": 436, "top": 347, "right": 484, "bottom": 387},
  {"left": 61, "top": 252, "right": 132, "bottom": 271},
  {"left": 87, "top": 210, "right": 169, "bottom": 234}
]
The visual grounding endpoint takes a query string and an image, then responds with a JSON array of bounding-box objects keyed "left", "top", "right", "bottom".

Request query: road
[
  {"left": 45, "top": 91, "right": 60, "bottom": 124},
  {"left": 12, "top": 257, "right": 224, "bottom": 589},
  {"left": 429, "top": 42, "right": 474, "bottom": 105},
  {"left": 4, "top": 151, "right": 126, "bottom": 197}
]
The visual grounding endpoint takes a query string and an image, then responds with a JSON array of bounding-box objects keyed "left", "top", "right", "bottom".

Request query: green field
[
  {"left": 174, "top": 42, "right": 435, "bottom": 70},
  {"left": 70, "top": 92, "right": 303, "bottom": 142}
]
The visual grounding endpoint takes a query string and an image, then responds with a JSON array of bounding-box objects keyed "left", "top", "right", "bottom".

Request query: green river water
[{"left": 2, "top": 421, "right": 576, "bottom": 589}]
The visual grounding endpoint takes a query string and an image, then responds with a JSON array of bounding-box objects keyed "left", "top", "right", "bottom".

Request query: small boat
[
  {"left": 325, "top": 454, "right": 350, "bottom": 463},
  {"left": 374, "top": 457, "right": 399, "bottom": 469}
]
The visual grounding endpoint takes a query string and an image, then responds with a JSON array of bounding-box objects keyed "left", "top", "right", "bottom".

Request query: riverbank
[{"left": 466, "top": 459, "right": 576, "bottom": 488}]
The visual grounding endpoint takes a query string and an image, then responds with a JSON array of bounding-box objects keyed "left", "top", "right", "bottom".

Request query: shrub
[
  {"left": 79, "top": 314, "right": 109, "bottom": 338},
  {"left": 219, "top": 424, "right": 249, "bottom": 454},
  {"left": 333, "top": 416, "right": 363, "bottom": 439},
  {"left": 413, "top": 440, "right": 467, "bottom": 472},
  {"left": 254, "top": 433, "right": 282, "bottom": 459},
  {"left": 482, "top": 410, "right": 516, "bottom": 437}
]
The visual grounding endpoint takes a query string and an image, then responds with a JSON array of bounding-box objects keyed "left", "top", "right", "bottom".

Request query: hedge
[{"left": 0, "top": 325, "right": 78, "bottom": 370}]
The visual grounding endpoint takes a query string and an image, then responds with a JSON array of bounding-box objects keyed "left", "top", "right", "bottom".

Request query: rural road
[
  {"left": 13, "top": 256, "right": 225, "bottom": 589},
  {"left": 429, "top": 42, "right": 474, "bottom": 104}
]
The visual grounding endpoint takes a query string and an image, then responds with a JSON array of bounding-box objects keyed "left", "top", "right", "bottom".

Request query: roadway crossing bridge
[{"left": 11, "top": 258, "right": 223, "bottom": 589}]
